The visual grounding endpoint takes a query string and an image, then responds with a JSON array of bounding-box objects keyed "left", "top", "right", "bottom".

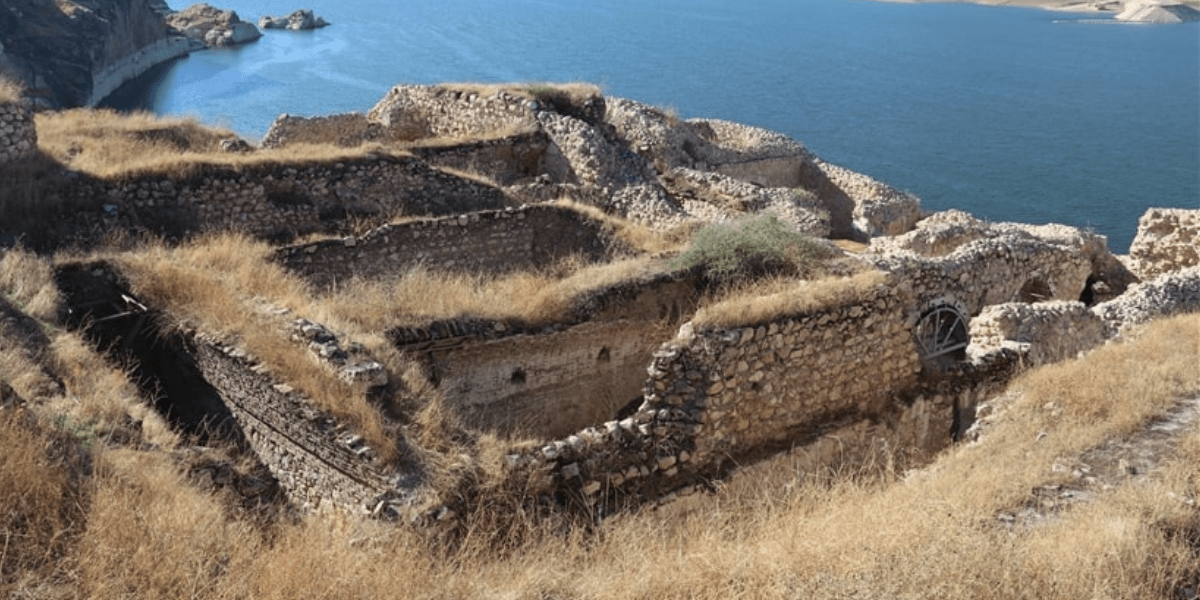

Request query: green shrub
[{"left": 670, "top": 213, "right": 828, "bottom": 282}]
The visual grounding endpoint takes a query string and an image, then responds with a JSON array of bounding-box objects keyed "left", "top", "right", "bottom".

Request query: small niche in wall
[
  {"left": 509, "top": 368, "right": 527, "bottom": 385},
  {"left": 1017, "top": 278, "right": 1052, "bottom": 303},
  {"left": 597, "top": 347, "right": 611, "bottom": 363}
]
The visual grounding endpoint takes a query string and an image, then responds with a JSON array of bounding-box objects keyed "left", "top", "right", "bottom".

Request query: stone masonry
[
  {"left": 276, "top": 204, "right": 629, "bottom": 288},
  {"left": 0, "top": 97, "right": 36, "bottom": 166}
]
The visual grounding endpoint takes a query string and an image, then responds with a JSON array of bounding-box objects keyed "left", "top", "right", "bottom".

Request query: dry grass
[
  {"left": 0, "top": 77, "right": 24, "bottom": 104},
  {"left": 0, "top": 279, "right": 1195, "bottom": 598},
  {"left": 551, "top": 198, "right": 697, "bottom": 255},
  {"left": 0, "top": 410, "right": 83, "bottom": 591},
  {"left": 33, "top": 109, "right": 413, "bottom": 180},
  {"left": 109, "top": 234, "right": 402, "bottom": 463},
  {"left": 692, "top": 268, "right": 889, "bottom": 328},
  {"left": 314, "top": 254, "right": 665, "bottom": 332}
]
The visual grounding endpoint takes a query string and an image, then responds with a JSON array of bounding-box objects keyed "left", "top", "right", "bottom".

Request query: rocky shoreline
[
  {"left": 0, "top": 1, "right": 330, "bottom": 109},
  {"left": 876, "top": 0, "right": 1200, "bottom": 22}
]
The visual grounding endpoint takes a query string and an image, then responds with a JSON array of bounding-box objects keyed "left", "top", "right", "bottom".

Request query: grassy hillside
[{"left": 3, "top": 241, "right": 1196, "bottom": 598}]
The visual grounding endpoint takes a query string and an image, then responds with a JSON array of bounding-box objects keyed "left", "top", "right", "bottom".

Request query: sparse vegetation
[{"left": 671, "top": 212, "right": 832, "bottom": 282}]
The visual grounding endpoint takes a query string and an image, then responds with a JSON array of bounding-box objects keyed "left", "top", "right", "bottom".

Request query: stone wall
[
  {"left": 869, "top": 236, "right": 1093, "bottom": 319},
  {"left": 277, "top": 204, "right": 628, "bottom": 288},
  {"left": 368, "top": 85, "right": 541, "bottom": 141},
  {"left": 188, "top": 335, "right": 416, "bottom": 515},
  {"left": 390, "top": 274, "right": 701, "bottom": 438},
  {"left": 503, "top": 282, "right": 1025, "bottom": 514},
  {"left": 0, "top": 99, "right": 36, "bottom": 166},
  {"left": 23, "top": 153, "right": 513, "bottom": 248},
  {"left": 260, "top": 113, "right": 383, "bottom": 149},
  {"left": 1128, "top": 208, "right": 1200, "bottom": 280}
]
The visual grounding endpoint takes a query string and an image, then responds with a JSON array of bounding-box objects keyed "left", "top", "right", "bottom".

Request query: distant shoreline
[{"left": 872, "top": 0, "right": 1200, "bottom": 13}]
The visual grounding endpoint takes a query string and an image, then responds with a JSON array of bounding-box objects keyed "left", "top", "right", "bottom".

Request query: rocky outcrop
[
  {"left": 1127, "top": 208, "right": 1199, "bottom": 280},
  {"left": 1114, "top": 2, "right": 1200, "bottom": 23},
  {"left": 0, "top": 0, "right": 188, "bottom": 108},
  {"left": 259, "top": 9, "right": 329, "bottom": 31},
  {"left": 166, "top": 3, "right": 262, "bottom": 48}
]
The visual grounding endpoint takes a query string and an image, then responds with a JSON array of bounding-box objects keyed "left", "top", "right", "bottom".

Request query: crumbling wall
[
  {"left": 277, "top": 205, "right": 627, "bottom": 288},
  {"left": 191, "top": 340, "right": 393, "bottom": 513},
  {"left": 871, "top": 210, "right": 1136, "bottom": 302},
  {"left": 969, "top": 301, "right": 1106, "bottom": 368},
  {"left": 260, "top": 113, "right": 384, "bottom": 149},
  {"left": 1128, "top": 208, "right": 1200, "bottom": 280},
  {"left": 504, "top": 281, "right": 1025, "bottom": 514},
  {"left": 31, "top": 153, "right": 513, "bottom": 248},
  {"left": 869, "top": 236, "right": 1093, "bottom": 318},
  {"left": 390, "top": 275, "right": 699, "bottom": 438},
  {"left": 368, "top": 85, "right": 541, "bottom": 141},
  {"left": 1091, "top": 267, "right": 1200, "bottom": 338},
  {"left": 0, "top": 98, "right": 36, "bottom": 166}
]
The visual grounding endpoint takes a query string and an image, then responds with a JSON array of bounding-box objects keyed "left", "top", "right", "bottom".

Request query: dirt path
[{"left": 998, "top": 394, "right": 1200, "bottom": 527}]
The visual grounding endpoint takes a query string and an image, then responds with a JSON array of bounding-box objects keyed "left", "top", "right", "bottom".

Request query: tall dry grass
[
  {"left": 692, "top": 268, "right": 888, "bottom": 328},
  {"left": 0, "top": 290, "right": 1195, "bottom": 598},
  {"left": 0, "top": 77, "right": 23, "bottom": 104},
  {"left": 110, "top": 233, "right": 404, "bottom": 462},
  {"left": 33, "top": 109, "right": 413, "bottom": 180},
  {"left": 0, "top": 411, "right": 83, "bottom": 592},
  {"left": 313, "top": 254, "right": 665, "bottom": 332}
]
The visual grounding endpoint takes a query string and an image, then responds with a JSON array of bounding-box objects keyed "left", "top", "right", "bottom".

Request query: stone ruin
[{"left": 2, "top": 84, "right": 1198, "bottom": 521}]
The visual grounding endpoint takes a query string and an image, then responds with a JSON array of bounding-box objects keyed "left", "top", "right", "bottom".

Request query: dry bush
[{"left": 693, "top": 268, "right": 888, "bottom": 329}]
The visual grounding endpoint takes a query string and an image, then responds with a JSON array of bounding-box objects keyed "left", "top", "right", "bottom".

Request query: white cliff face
[
  {"left": 1114, "top": 1, "right": 1200, "bottom": 22},
  {"left": 0, "top": 0, "right": 184, "bottom": 108}
]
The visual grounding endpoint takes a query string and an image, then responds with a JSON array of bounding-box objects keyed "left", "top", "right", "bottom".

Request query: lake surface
[{"left": 103, "top": 0, "right": 1200, "bottom": 252}]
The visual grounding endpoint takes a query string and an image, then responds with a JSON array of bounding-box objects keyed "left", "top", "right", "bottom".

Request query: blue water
[{"left": 105, "top": 0, "right": 1200, "bottom": 252}]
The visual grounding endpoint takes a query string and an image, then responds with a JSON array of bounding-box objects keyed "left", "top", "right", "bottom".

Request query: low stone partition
[
  {"left": 0, "top": 98, "right": 36, "bottom": 166},
  {"left": 277, "top": 204, "right": 628, "bottom": 288},
  {"left": 260, "top": 113, "right": 384, "bottom": 149},
  {"left": 969, "top": 301, "right": 1106, "bottom": 368},
  {"left": 1128, "top": 208, "right": 1199, "bottom": 280}
]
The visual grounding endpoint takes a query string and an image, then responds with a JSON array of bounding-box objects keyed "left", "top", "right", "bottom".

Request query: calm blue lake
[{"left": 104, "top": 0, "right": 1200, "bottom": 252}]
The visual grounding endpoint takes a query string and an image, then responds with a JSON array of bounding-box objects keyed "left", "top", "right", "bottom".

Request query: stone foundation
[{"left": 0, "top": 99, "right": 36, "bottom": 166}]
